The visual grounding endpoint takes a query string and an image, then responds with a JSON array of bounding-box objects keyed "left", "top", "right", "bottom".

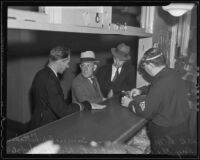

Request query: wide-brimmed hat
[
  {"left": 80, "top": 51, "right": 99, "bottom": 63},
  {"left": 111, "top": 43, "right": 131, "bottom": 61}
]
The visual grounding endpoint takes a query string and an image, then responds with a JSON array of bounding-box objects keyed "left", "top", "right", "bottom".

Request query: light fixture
[{"left": 162, "top": 3, "right": 194, "bottom": 17}]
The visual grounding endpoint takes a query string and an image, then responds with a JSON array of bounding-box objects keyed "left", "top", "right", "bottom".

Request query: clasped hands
[
  {"left": 121, "top": 88, "right": 141, "bottom": 107},
  {"left": 90, "top": 88, "right": 142, "bottom": 110}
]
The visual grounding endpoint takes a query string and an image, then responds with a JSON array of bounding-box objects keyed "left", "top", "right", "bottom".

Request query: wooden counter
[{"left": 6, "top": 97, "right": 147, "bottom": 154}]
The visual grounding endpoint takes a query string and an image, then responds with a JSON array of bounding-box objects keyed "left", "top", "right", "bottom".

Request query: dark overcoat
[
  {"left": 96, "top": 61, "right": 136, "bottom": 97},
  {"left": 30, "top": 66, "right": 80, "bottom": 129}
]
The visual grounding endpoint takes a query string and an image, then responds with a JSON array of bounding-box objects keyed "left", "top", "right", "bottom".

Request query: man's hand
[
  {"left": 91, "top": 103, "right": 107, "bottom": 109},
  {"left": 121, "top": 96, "right": 132, "bottom": 107},
  {"left": 121, "top": 90, "right": 132, "bottom": 99},
  {"left": 129, "top": 88, "right": 141, "bottom": 98},
  {"left": 107, "top": 89, "right": 114, "bottom": 98}
]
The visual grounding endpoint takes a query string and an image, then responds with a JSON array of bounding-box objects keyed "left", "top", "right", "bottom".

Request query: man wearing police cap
[{"left": 121, "top": 48, "right": 196, "bottom": 155}]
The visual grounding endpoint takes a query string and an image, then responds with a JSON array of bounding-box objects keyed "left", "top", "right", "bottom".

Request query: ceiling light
[{"left": 162, "top": 3, "right": 194, "bottom": 17}]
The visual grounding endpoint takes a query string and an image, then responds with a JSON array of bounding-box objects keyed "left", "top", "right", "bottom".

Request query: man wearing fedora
[
  {"left": 96, "top": 43, "right": 136, "bottom": 98},
  {"left": 30, "top": 46, "right": 105, "bottom": 130},
  {"left": 72, "top": 51, "right": 105, "bottom": 104}
]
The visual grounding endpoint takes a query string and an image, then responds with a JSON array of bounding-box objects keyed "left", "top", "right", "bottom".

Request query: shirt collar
[
  {"left": 112, "top": 65, "right": 122, "bottom": 73},
  {"left": 88, "top": 76, "right": 96, "bottom": 83},
  {"left": 48, "top": 65, "right": 58, "bottom": 77}
]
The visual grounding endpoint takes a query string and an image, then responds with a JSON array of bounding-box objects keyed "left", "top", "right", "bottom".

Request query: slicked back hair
[{"left": 49, "top": 46, "right": 71, "bottom": 62}]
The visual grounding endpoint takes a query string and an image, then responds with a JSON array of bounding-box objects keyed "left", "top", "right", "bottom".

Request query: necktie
[
  {"left": 112, "top": 67, "right": 119, "bottom": 82},
  {"left": 91, "top": 77, "right": 100, "bottom": 95}
]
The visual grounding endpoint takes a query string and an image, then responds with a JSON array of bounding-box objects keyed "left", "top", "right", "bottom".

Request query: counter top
[{"left": 6, "top": 97, "right": 147, "bottom": 154}]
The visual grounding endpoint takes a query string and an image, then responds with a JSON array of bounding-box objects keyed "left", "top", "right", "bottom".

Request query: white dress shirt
[{"left": 111, "top": 65, "right": 122, "bottom": 81}]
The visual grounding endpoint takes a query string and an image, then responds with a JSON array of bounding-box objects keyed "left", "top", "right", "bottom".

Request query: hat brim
[
  {"left": 80, "top": 58, "right": 100, "bottom": 63},
  {"left": 111, "top": 48, "right": 131, "bottom": 61}
]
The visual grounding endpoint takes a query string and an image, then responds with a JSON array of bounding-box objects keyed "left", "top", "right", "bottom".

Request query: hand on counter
[
  {"left": 91, "top": 103, "right": 107, "bottom": 109},
  {"left": 121, "top": 96, "right": 132, "bottom": 108},
  {"left": 107, "top": 89, "right": 114, "bottom": 99}
]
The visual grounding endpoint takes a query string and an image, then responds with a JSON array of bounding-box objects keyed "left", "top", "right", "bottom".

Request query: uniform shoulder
[
  {"left": 157, "top": 68, "right": 182, "bottom": 87},
  {"left": 165, "top": 68, "right": 182, "bottom": 80}
]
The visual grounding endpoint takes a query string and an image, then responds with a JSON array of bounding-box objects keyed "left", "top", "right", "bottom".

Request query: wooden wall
[{"left": 152, "top": 6, "right": 178, "bottom": 66}]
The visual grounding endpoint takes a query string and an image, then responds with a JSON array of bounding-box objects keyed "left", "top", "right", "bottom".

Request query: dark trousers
[{"left": 147, "top": 121, "right": 197, "bottom": 155}]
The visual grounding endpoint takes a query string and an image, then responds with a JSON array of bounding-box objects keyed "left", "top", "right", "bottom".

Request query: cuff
[{"left": 80, "top": 101, "right": 92, "bottom": 110}]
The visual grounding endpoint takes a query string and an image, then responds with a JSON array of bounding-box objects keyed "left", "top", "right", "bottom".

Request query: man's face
[
  {"left": 143, "top": 62, "right": 153, "bottom": 76},
  {"left": 80, "top": 62, "right": 96, "bottom": 78},
  {"left": 57, "top": 56, "right": 70, "bottom": 74},
  {"left": 113, "top": 57, "right": 125, "bottom": 68}
]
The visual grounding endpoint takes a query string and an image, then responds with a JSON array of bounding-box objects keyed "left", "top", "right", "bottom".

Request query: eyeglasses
[{"left": 80, "top": 63, "right": 94, "bottom": 68}]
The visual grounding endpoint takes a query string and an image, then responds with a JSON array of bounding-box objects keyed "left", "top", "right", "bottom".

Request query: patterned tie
[{"left": 112, "top": 67, "right": 119, "bottom": 82}]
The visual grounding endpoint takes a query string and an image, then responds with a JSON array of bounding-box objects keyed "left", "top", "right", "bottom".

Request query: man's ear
[
  {"left": 93, "top": 64, "right": 97, "bottom": 71},
  {"left": 149, "top": 62, "right": 155, "bottom": 68}
]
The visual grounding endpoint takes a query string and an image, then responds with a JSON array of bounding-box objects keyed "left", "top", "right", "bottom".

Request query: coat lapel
[
  {"left": 81, "top": 75, "right": 103, "bottom": 98},
  {"left": 46, "top": 66, "right": 62, "bottom": 92}
]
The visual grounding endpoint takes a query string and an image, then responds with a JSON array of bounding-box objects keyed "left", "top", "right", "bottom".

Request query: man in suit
[
  {"left": 72, "top": 51, "right": 105, "bottom": 103},
  {"left": 96, "top": 43, "right": 136, "bottom": 98},
  {"left": 30, "top": 46, "right": 105, "bottom": 130}
]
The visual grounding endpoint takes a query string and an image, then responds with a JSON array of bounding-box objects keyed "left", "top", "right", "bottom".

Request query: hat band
[
  {"left": 80, "top": 58, "right": 96, "bottom": 62},
  {"left": 145, "top": 53, "right": 163, "bottom": 61}
]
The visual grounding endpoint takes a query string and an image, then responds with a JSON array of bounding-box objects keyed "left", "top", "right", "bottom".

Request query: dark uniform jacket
[
  {"left": 96, "top": 61, "right": 136, "bottom": 97},
  {"left": 128, "top": 67, "right": 194, "bottom": 154},
  {"left": 129, "top": 67, "right": 190, "bottom": 127},
  {"left": 30, "top": 66, "right": 91, "bottom": 130}
]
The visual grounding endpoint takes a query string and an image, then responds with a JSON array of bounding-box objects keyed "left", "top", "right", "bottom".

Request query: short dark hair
[
  {"left": 140, "top": 48, "right": 166, "bottom": 67},
  {"left": 49, "top": 46, "right": 71, "bottom": 61}
]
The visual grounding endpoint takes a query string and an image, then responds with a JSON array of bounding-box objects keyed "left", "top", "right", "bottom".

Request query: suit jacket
[
  {"left": 30, "top": 66, "right": 81, "bottom": 130},
  {"left": 72, "top": 73, "right": 104, "bottom": 103},
  {"left": 96, "top": 61, "right": 136, "bottom": 97}
]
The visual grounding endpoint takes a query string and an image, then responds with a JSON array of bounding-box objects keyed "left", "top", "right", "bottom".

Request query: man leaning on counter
[{"left": 30, "top": 46, "right": 106, "bottom": 130}]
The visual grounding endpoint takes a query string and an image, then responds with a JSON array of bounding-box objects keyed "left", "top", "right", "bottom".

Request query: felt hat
[{"left": 111, "top": 43, "right": 131, "bottom": 61}]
